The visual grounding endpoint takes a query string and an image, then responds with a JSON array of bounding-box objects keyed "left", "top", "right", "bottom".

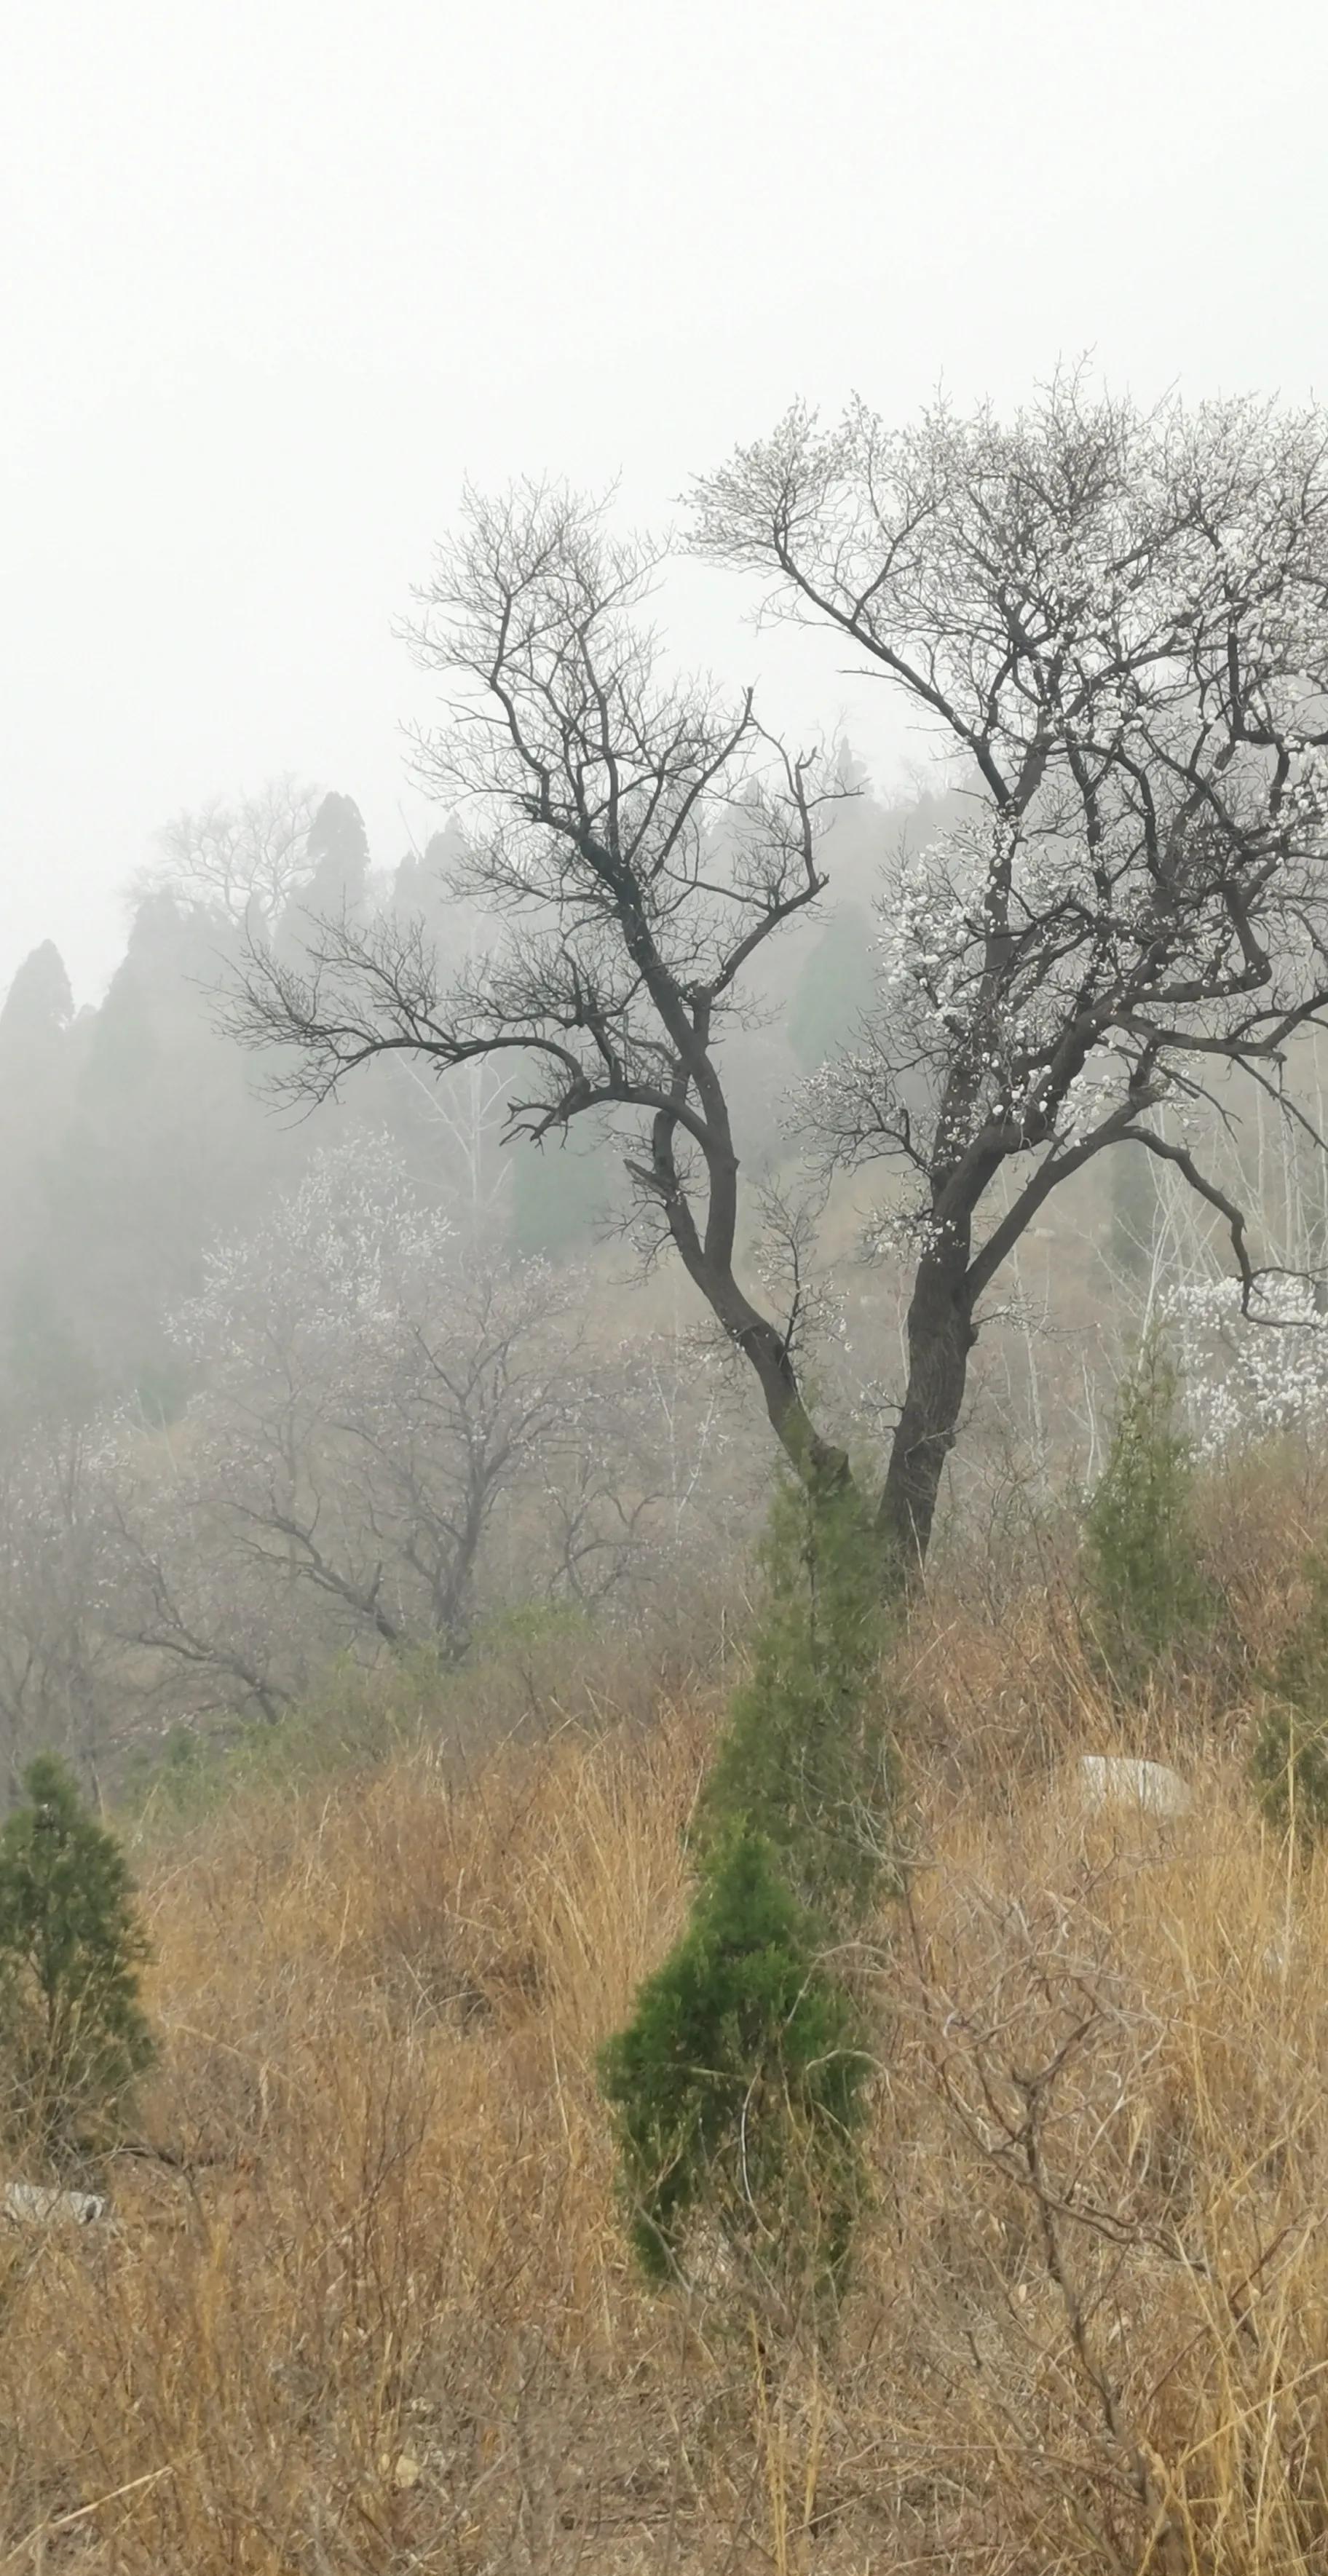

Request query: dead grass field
[{"left": 3, "top": 1501, "right": 1328, "bottom": 2572}]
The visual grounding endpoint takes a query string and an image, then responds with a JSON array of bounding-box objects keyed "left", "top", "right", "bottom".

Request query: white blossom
[{"left": 1166, "top": 1275, "right": 1328, "bottom": 1458}]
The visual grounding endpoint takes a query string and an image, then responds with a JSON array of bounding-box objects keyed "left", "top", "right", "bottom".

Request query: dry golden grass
[{"left": 5, "top": 1521, "right": 1328, "bottom": 2572}]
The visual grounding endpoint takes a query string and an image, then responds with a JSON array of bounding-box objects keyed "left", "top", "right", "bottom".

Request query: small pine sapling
[
  {"left": 697, "top": 1474, "right": 897, "bottom": 1922},
  {"left": 598, "top": 1820, "right": 871, "bottom": 2294},
  {"left": 0, "top": 1755, "right": 156, "bottom": 2164},
  {"left": 599, "top": 1475, "right": 893, "bottom": 2302},
  {"left": 1082, "top": 1334, "right": 1214, "bottom": 1695}
]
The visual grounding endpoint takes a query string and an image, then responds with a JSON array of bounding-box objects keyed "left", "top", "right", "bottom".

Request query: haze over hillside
[
  {"left": 7, "top": 9, "right": 1328, "bottom": 2570},
  {"left": 4, "top": 0, "right": 1324, "bottom": 996}
]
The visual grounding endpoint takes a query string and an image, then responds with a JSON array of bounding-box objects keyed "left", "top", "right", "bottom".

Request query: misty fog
[
  {"left": 2, "top": 0, "right": 1327, "bottom": 1778},
  {"left": 9, "top": 15, "right": 1328, "bottom": 2571}
]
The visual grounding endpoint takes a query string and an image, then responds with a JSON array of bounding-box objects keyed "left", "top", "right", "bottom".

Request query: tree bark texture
[{"left": 876, "top": 1251, "right": 976, "bottom": 1579}]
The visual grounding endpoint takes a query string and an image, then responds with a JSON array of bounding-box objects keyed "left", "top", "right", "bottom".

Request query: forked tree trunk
[{"left": 876, "top": 1251, "right": 976, "bottom": 1583}]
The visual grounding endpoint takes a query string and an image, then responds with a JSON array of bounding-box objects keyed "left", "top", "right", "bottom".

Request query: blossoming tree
[
  {"left": 232, "top": 381, "right": 1328, "bottom": 1580},
  {"left": 695, "top": 376, "right": 1328, "bottom": 1558}
]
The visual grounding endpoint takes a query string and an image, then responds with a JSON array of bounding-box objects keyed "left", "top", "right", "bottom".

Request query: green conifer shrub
[
  {"left": 0, "top": 1756, "right": 156, "bottom": 2163},
  {"left": 697, "top": 1475, "right": 896, "bottom": 1923},
  {"left": 1081, "top": 1334, "right": 1213, "bottom": 1694},
  {"left": 1251, "top": 1554, "right": 1328, "bottom": 1839},
  {"left": 598, "top": 1476, "right": 893, "bottom": 2299},
  {"left": 597, "top": 1820, "right": 871, "bottom": 2291}
]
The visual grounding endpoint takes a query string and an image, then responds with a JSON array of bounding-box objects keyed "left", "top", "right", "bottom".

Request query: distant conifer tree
[
  {"left": 304, "top": 792, "right": 371, "bottom": 922},
  {"left": 0, "top": 941, "right": 74, "bottom": 1057},
  {"left": 787, "top": 905, "right": 877, "bottom": 1073}
]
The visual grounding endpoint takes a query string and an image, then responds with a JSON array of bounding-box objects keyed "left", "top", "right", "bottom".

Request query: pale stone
[
  {"left": 1073, "top": 1755, "right": 1193, "bottom": 1818},
  {"left": 2, "top": 2181, "right": 106, "bottom": 2226}
]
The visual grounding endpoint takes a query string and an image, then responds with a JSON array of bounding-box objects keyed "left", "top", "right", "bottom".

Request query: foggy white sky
[{"left": 3, "top": 0, "right": 1326, "bottom": 1000}]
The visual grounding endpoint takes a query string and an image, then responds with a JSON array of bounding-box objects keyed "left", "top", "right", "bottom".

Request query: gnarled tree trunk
[{"left": 876, "top": 1248, "right": 976, "bottom": 1581}]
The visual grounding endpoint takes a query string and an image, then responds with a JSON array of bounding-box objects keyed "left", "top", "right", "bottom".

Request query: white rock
[
  {"left": 1073, "top": 1755, "right": 1193, "bottom": 1818},
  {"left": 2, "top": 2181, "right": 106, "bottom": 2226}
]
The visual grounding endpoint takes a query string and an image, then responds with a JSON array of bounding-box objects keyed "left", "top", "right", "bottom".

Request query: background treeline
[
  {"left": 0, "top": 761, "right": 941, "bottom": 1422},
  {"left": 4, "top": 766, "right": 1328, "bottom": 1789},
  {"left": 9, "top": 788, "right": 1328, "bottom": 2575}
]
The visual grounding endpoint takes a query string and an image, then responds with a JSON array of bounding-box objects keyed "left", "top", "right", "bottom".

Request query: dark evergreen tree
[
  {"left": 833, "top": 735, "right": 869, "bottom": 797},
  {"left": 600, "top": 1481, "right": 893, "bottom": 2302},
  {"left": 302, "top": 792, "right": 371, "bottom": 924},
  {"left": 41, "top": 893, "right": 298, "bottom": 1403},
  {"left": 599, "top": 1823, "right": 869, "bottom": 2293},
  {"left": 787, "top": 904, "right": 877, "bottom": 1073},
  {"left": 421, "top": 814, "right": 469, "bottom": 886},
  {"left": 0, "top": 945, "right": 83, "bottom": 1414},
  {"left": 0, "top": 941, "right": 74, "bottom": 1060},
  {"left": 697, "top": 1477, "right": 896, "bottom": 1923},
  {"left": 390, "top": 852, "right": 428, "bottom": 920},
  {"left": 0, "top": 1754, "right": 155, "bottom": 2163},
  {"left": 509, "top": 1130, "right": 609, "bottom": 1256}
]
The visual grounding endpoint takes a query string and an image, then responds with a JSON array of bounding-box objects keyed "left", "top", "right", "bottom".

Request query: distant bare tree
[
  {"left": 167, "top": 1138, "right": 625, "bottom": 1660},
  {"left": 226, "top": 487, "right": 850, "bottom": 1496},
  {"left": 143, "top": 779, "right": 321, "bottom": 938},
  {"left": 106, "top": 1469, "right": 299, "bottom": 1729},
  {"left": 387, "top": 986, "right": 515, "bottom": 1244},
  {"left": 330, "top": 1261, "right": 588, "bottom": 1651}
]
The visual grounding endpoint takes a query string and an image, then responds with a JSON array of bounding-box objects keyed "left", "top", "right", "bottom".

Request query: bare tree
[
  {"left": 331, "top": 1260, "right": 591, "bottom": 1652},
  {"left": 226, "top": 486, "right": 850, "bottom": 1497},
  {"left": 166, "top": 1136, "right": 625, "bottom": 1662},
  {"left": 15, "top": 1133, "right": 730, "bottom": 1765},
  {"left": 390, "top": 1050, "right": 513, "bottom": 1240},
  {"left": 143, "top": 779, "right": 321, "bottom": 938},
  {"left": 106, "top": 1470, "right": 300, "bottom": 1729},
  {"left": 695, "top": 374, "right": 1328, "bottom": 1559}
]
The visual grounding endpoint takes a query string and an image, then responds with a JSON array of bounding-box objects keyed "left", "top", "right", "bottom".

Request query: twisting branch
[
  {"left": 697, "top": 373, "right": 1328, "bottom": 1564},
  {"left": 228, "top": 381, "right": 1328, "bottom": 1585},
  {"left": 228, "top": 483, "right": 854, "bottom": 1497}
]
